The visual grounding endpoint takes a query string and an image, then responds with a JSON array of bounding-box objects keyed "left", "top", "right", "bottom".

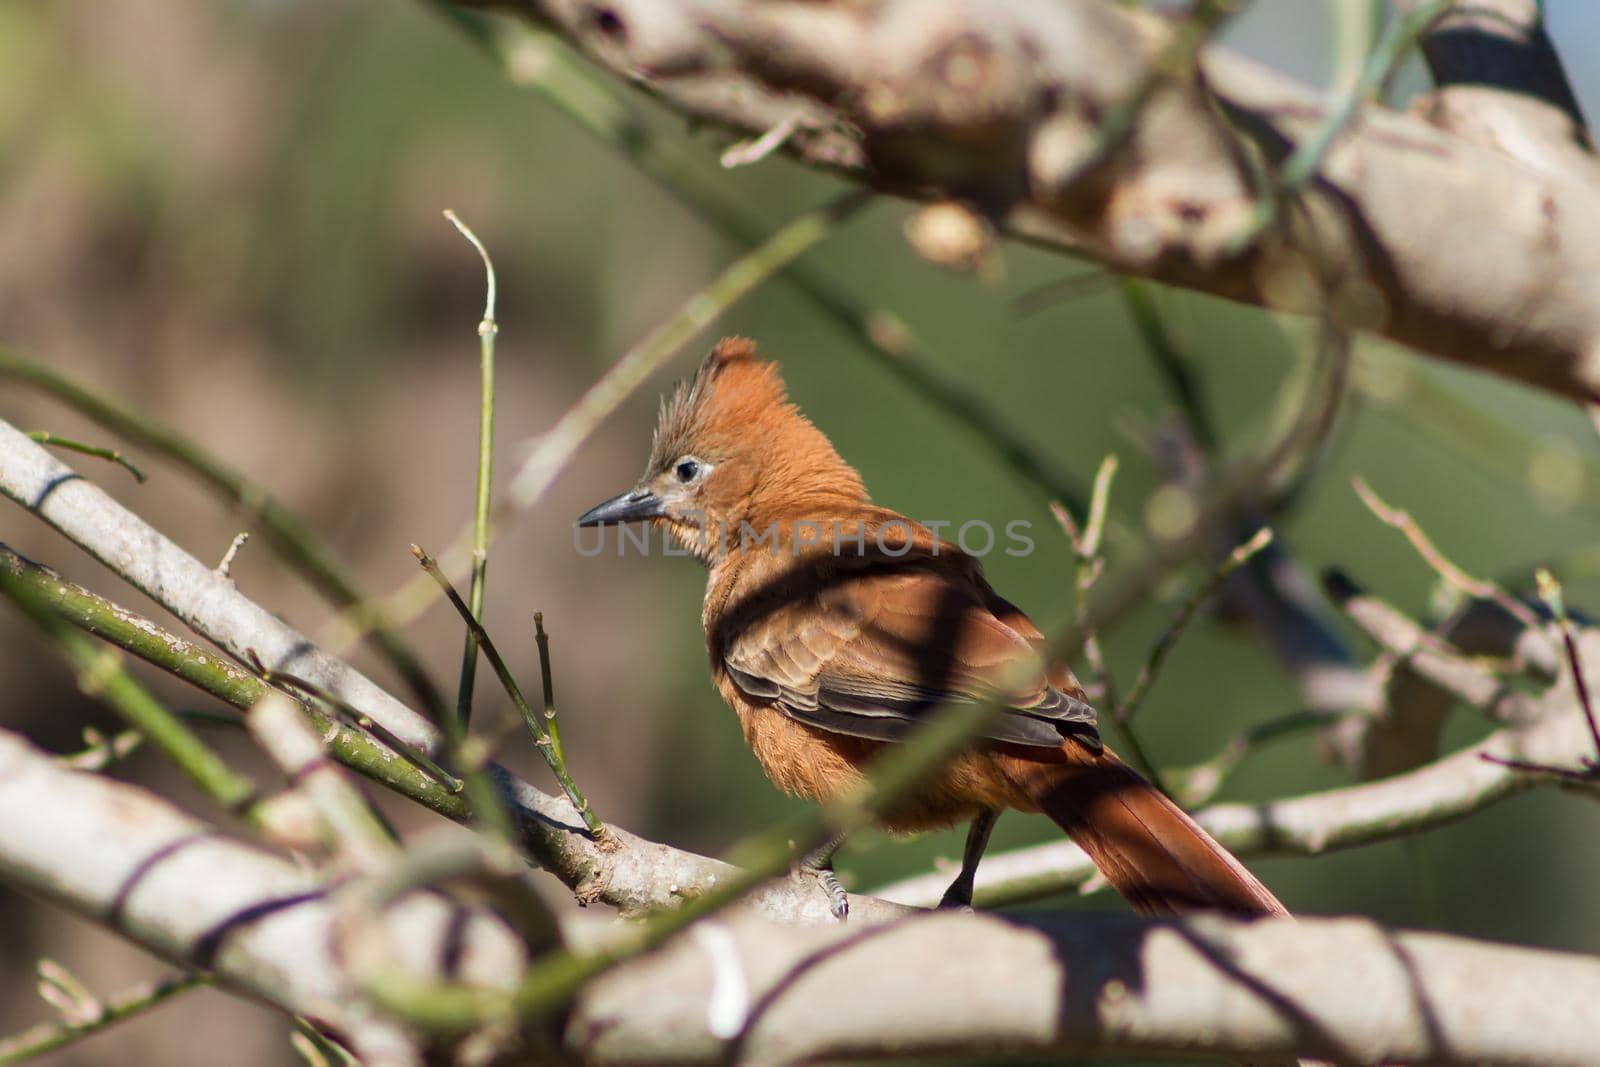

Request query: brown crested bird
[{"left": 578, "top": 338, "right": 1286, "bottom": 919}]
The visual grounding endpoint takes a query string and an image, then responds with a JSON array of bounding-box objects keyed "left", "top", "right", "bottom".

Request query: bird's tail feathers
[{"left": 1000, "top": 747, "right": 1288, "bottom": 917}]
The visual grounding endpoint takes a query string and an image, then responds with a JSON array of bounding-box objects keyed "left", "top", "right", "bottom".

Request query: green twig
[
  {"left": 1118, "top": 282, "right": 1219, "bottom": 452},
  {"left": 26, "top": 431, "right": 145, "bottom": 482},
  {"left": 1334, "top": 0, "right": 1385, "bottom": 93},
  {"left": 444, "top": 210, "right": 499, "bottom": 731},
  {"left": 532, "top": 611, "right": 571, "bottom": 777},
  {"left": 0, "top": 970, "right": 206, "bottom": 1066},
  {"left": 1011, "top": 270, "right": 1116, "bottom": 318},
  {"left": 411, "top": 546, "right": 604, "bottom": 836},
  {"left": 290, "top": 1019, "right": 359, "bottom": 1067},
  {"left": 0, "top": 560, "right": 257, "bottom": 814},
  {"left": 0, "top": 541, "right": 471, "bottom": 822},
  {"left": 1089, "top": 0, "right": 1248, "bottom": 161},
  {"left": 1233, "top": 0, "right": 1452, "bottom": 250},
  {"left": 376, "top": 192, "right": 871, "bottom": 631},
  {"left": 0, "top": 346, "right": 447, "bottom": 721},
  {"left": 1116, "top": 526, "right": 1276, "bottom": 728},
  {"left": 247, "top": 654, "right": 465, "bottom": 796}
]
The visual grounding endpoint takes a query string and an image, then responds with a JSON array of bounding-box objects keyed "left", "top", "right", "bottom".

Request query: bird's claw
[{"left": 796, "top": 860, "right": 849, "bottom": 921}]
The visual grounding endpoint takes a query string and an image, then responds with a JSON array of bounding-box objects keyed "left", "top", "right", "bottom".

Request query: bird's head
[{"left": 576, "top": 337, "right": 866, "bottom": 562}]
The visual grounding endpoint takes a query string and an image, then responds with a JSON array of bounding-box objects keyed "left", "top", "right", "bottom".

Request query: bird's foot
[
  {"left": 795, "top": 841, "right": 849, "bottom": 921},
  {"left": 937, "top": 876, "right": 975, "bottom": 910},
  {"left": 936, "top": 808, "right": 997, "bottom": 911}
]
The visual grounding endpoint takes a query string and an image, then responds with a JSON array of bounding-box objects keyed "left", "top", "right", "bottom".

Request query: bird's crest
[
  {"left": 648, "top": 339, "right": 864, "bottom": 504},
  {"left": 652, "top": 338, "right": 776, "bottom": 464}
]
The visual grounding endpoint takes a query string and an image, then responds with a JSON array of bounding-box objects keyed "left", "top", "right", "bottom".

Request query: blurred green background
[{"left": 1, "top": 2, "right": 1598, "bottom": 1063}]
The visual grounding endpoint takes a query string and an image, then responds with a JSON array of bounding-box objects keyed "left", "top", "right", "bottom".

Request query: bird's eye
[{"left": 674, "top": 458, "right": 701, "bottom": 483}]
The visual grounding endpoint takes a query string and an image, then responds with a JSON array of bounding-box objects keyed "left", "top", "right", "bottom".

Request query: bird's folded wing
[{"left": 721, "top": 566, "right": 1097, "bottom": 748}]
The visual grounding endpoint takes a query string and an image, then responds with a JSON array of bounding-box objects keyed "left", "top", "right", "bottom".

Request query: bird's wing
[{"left": 720, "top": 563, "right": 1098, "bottom": 749}]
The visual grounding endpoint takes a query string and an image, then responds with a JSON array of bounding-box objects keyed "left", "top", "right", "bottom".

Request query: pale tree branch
[
  {"left": 487, "top": 0, "right": 1600, "bottom": 402},
  {"left": 8, "top": 725, "right": 1600, "bottom": 1066},
  {"left": 0, "top": 728, "right": 526, "bottom": 1067},
  {"left": 0, "top": 418, "right": 438, "bottom": 750},
  {"left": 1397, "top": 0, "right": 1597, "bottom": 180},
  {"left": 569, "top": 906, "right": 1600, "bottom": 1067}
]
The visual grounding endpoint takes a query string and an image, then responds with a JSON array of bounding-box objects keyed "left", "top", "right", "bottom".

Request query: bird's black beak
[{"left": 576, "top": 487, "right": 664, "bottom": 527}]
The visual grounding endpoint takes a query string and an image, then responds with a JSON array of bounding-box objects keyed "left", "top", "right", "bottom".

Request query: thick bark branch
[
  {"left": 0, "top": 729, "right": 526, "bottom": 1067},
  {"left": 505, "top": 0, "right": 1600, "bottom": 403},
  {"left": 573, "top": 904, "right": 1599, "bottom": 1066},
  {"left": 7, "top": 725, "right": 1600, "bottom": 1067},
  {"left": 1398, "top": 0, "right": 1597, "bottom": 181}
]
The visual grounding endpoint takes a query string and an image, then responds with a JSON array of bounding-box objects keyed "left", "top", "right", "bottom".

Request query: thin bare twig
[
  {"left": 1323, "top": 568, "right": 1509, "bottom": 713},
  {"left": 1051, "top": 455, "right": 1162, "bottom": 784},
  {"left": 1116, "top": 526, "right": 1276, "bottom": 728},
  {"left": 411, "top": 545, "right": 604, "bottom": 837},
  {"left": 1010, "top": 270, "right": 1115, "bottom": 318},
  {"left": 1536, "top": 569, "right": 1600, "bottom": 761},
  {"left": 1352, "top": 476, "right": 1540, "bottom": 630},
  {"left": 247, "top": 691, "right": 399, "bottom": 870},
  {"left": 1166, "top": 707, "right": 1351, "bottom": 809},
  {"left": 1482, "top": 570, "right": 1600, "bottom": 781},
  {"left": 0, "top": 970, "right": 206, "bottom": 1066},
  {"left": 215, "top": 531, "right": 249, "bottom": 579}
]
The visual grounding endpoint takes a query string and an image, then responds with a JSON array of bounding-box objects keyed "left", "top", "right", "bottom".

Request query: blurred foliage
[{"left": 1, "top": 2, "right": 1599, "bottom": 1064}]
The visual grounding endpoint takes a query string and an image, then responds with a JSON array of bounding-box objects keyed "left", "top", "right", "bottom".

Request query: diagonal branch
[
  {"left": 489, "top": 0, "right": 1600, "bottom": 403},
  {"left": 0, "top": 428, "right": 904, "bottom": 924},
  {"left": 0, "top": 347, "right": 447, "bottom": 718}
]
